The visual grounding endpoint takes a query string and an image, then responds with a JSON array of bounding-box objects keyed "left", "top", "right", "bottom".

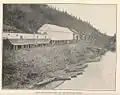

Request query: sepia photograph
[{"left": 2, "top": 4, "right": 117, "bottom": 90}]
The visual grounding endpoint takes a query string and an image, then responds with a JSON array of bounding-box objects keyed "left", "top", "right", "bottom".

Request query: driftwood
[
  {"left": 64, "top": 68, "right": 84, "bottom": 73},
  {"left": 29, "top": 77, "right": 71, "bottom": 89},
  {"left": 29, "top": 64, "right": 86, "bottom": 89},
  {"left": 70, "top": 71, "right": 83, "bottom": 78},
  {"left": 85, "top": 56, "right": 101, "bottom": 63},
  {"left": 35, "top": 78, "right": 56, "bottom": 86},
  {"left": 55, "top": 77, "right": 71, "bottom": 81}
]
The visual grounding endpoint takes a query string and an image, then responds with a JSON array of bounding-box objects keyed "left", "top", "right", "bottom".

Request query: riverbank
[
  {"left": 55, "top": 51, "right": 116, "bottom": 90},
  {"left": 2, "top": 42, "right": 106, "bottom": 89}
]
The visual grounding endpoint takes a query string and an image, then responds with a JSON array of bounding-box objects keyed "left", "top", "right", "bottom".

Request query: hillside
[{"left": 3, "top": 4, "right": 97, "bottom": 33}]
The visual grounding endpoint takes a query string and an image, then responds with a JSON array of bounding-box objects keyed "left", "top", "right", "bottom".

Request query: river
[{"left": 55, "top": 51, "right": 116, "bottom": 90}]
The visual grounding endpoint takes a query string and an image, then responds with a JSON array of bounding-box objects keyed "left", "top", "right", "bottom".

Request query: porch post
[
  {"left": 16, "top": 45, "right": 18, "bottom": 50},
  {"left": 14, "top": 45, "right": 16, "bottom": 50}
]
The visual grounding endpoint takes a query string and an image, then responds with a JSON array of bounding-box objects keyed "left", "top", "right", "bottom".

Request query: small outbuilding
[{"left": 70, "top": 29, "right": 80, "bottom": 41}]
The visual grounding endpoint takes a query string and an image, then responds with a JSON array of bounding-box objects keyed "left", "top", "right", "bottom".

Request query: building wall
[
  {"left": 2, "top": 33, "right": 49, "bottom": 40},
  {"left": 48, "top": 31, "right": 73, "bottom": 40}
]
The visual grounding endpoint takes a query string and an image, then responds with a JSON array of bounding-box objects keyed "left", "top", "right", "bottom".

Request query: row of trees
[{"left": 3, "top": 4, "right": 98, "bottom": 33}]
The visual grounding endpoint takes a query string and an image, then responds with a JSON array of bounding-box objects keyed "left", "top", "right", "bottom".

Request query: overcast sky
[{"left": 48, "top": 4, "right": 116, "bottom": 36}]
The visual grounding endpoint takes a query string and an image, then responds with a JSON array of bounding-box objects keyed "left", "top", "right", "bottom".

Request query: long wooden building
[{"left": 3, "top": 24, "right": 80, "bottom": 51}]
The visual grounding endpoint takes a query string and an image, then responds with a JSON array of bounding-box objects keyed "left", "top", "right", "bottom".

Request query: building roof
[
  {"left": 2, "top": 32, "right": 49, "bottom": 40},
  {"left": 70, "top": 29, "right": 79, "bottom": 34},
  {"left": 9, "top": 39, "right": 50, "bottom": 45},
  {"left": 38, "top": 24, "right": 73, "bottom": 33}
]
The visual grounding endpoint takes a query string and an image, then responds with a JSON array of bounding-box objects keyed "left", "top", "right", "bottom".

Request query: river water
[{"left": 55, "top": 51, "right": 116, "bottom": 90}]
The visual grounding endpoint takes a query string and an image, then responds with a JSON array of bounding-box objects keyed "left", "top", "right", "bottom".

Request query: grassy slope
[{"left": 2, "top": 42, "right": 103, "bottom": 89}]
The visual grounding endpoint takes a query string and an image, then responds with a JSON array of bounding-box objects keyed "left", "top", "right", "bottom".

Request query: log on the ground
[
  {"left": 36, "top": 78, "right": 56, "bottom": 86},
  {"left": 29, "top": 76, "right": 71, "bottom": 89},
  {"left": 85, "top": 56, "right": 101, "bottom": 63},
  {"left": 64, "top": 68, "right": 84, "bottom": 73}
]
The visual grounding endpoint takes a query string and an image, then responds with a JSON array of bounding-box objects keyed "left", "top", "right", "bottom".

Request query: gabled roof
[
  {"left": 70, "top": 29, "right": 79, "bottom": 34},
  {"left": 38, "top": 24, "right": 73, "bottom": 33}
]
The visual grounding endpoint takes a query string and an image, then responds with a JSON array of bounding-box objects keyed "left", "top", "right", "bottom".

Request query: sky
[{"left": 48, "top": 4, "right": 116, "bottom": 36}]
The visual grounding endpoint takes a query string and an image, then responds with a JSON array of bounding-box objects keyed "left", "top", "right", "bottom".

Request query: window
[
  {"left": 76, "top": 36, "right": 79, "bottom": 40},
  {"left": 43, "top": 32, "right": 47, "bottom": 35},
  {"left": 45, "top": 36, "right": 46, "bottom": 39},
  {"left": 20, "top": 36, "right": 23, "bottom": 39}
]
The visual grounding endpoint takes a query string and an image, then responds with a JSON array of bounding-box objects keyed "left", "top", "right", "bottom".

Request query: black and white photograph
[{"left": 2, "top": 4, "right": 116, "bottom": 90}]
